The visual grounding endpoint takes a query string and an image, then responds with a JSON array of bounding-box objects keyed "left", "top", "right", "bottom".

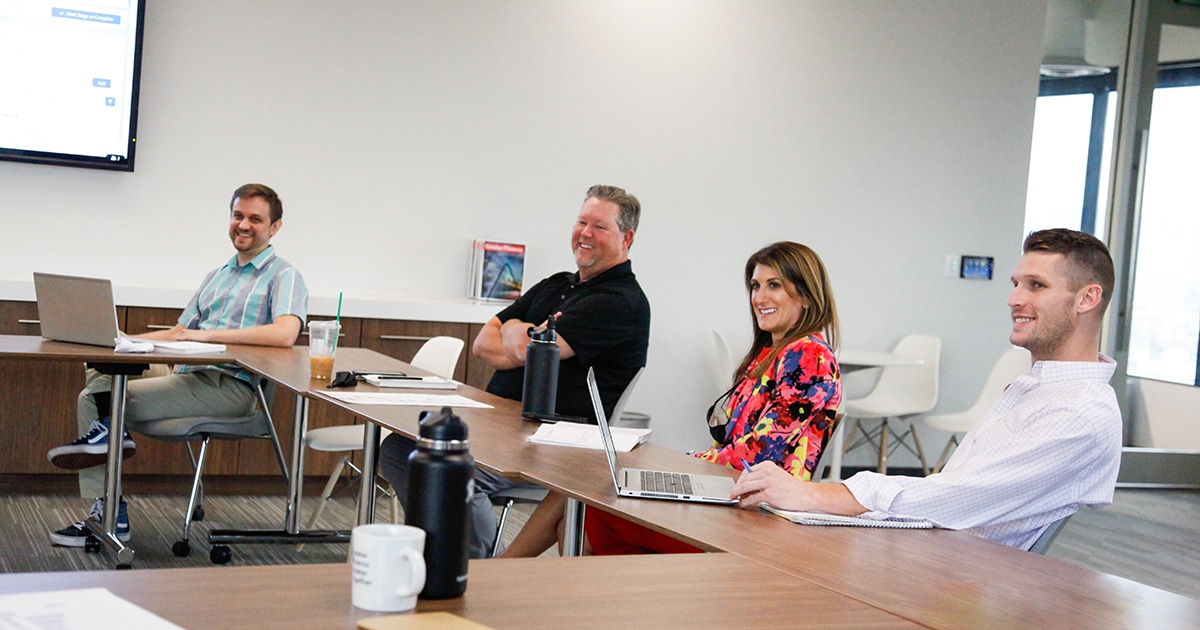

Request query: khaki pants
[{"left": 75, "top": 366, "right": 255, "bottom": 498}]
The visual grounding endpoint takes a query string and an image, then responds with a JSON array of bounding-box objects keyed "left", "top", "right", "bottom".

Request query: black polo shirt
[{"left": 486, "top": 260, "right": 650, "bottom": 422}]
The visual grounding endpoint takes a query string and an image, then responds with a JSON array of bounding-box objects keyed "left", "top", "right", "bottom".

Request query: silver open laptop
[
  {"left": 33, "top": 273, "right": 123, "bottom": 347},
  {"left": 588, "top": 368, "right": 737, "bottom": 505}
]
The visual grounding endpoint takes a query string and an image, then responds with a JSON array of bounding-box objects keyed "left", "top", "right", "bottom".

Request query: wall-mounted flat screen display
[{"left": 0, "top": 0, "right": 146, "bottom": 171}]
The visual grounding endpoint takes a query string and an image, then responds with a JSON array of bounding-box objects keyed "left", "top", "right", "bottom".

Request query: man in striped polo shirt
[{"left": 46, "top": 183, "right": 309, "bottom": 547}]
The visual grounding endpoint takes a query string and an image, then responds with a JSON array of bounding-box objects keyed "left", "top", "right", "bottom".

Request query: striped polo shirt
[{"left": 176, "top": 245, "right": 308, "bottom": 383}]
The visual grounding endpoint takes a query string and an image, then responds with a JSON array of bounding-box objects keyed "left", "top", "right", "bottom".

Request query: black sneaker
[
  {"left": 49, "top": 497, "right": 131, "bottom": 547},
  {"left": 47, "top": 418, "right": 136, "bottom": 470}
]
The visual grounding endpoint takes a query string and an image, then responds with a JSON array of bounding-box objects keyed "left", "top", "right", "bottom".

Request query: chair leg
[
  {"left": 933, "top": 435, "right": 959, "bottom": 474},
  {"left": 491, "top": 499, "right": 516, "bottom": 558},
  {"left": 183, "top": 442, "right": 205, "bottom": 523},
  {"left": 841, "top": 420, "right": 860, "bottom": 455},
  {"left": 877, "top": 419, "right": 890, "bottom": 473},
  {"left": 254, "top": 383, "right": 289, "bottom": 487},
  {"left": 908, "top": 421, "right": 930, "bottom": 476},
  {"left": 306, "top": 454, "right": 350, "bottom": 530},
  {"left": 182, "top": 438, "right": 211, "bottom": 543}
]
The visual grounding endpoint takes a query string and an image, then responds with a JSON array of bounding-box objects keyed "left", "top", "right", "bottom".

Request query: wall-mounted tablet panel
[{"left": 960, "top": 255, "right": 995, "bottom": 280}]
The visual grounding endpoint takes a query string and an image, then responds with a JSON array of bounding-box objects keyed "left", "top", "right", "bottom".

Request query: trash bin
[{"left": 614, "top": 412, "right": 650, "bottom": 430}]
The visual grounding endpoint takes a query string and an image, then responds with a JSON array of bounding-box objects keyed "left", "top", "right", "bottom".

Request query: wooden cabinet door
[
  {"left": 0, "top": 300, "right": 43, "bottom": 336},
  {"left": 360, "top": 319, "right": 470, "bottom": 382},
  {"left": 465, "top": 323, "right": 495, "bottom": 390},
  {"left": 0, "top": 301, "right": 119, "bottom": 475},
  {"left": 124, "top": 307, "right": 182, "bottom": 336}
]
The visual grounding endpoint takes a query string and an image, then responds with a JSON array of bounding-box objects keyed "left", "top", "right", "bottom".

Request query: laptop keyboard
[{"left": 641, "top": 470, "right": 694, "bottom": 494}]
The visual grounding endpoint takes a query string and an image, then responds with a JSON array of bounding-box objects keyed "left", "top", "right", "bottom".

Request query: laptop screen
[
  {"left": 33, "top": 272, "right": 122, "bottom": 347},
  {"left": 586, "top": 368, "right": 624, "bottom": 491}
]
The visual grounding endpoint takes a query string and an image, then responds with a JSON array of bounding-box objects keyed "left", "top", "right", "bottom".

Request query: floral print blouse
[{"left": 694, "top": 334, "right": 841, "bottom": 480}]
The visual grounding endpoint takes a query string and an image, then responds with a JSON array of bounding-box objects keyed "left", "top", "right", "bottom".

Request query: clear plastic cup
[{"left": 308, "top": 320, "right": 340, "bottom": 379}]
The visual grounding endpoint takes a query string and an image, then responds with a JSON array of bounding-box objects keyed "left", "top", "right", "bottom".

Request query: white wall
[{"left": 0, "top": 0, "right": 1049, "bottom": 454}]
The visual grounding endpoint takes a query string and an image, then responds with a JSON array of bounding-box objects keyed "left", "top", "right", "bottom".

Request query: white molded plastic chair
[
  {"left": 840, "top": 334, "right": 941, "bottom": 475},
  {"left": 711, "top": 328, "right": 734, "bottom": 388},
  {"left": 304, "top": 336, "right": 465, "bottom": 528},
  {"left": 921, "top": 347, "right": 1031, "bottom": 473},
  {"left": 489, "top": 366, "right": 645, "bottom": 557}
]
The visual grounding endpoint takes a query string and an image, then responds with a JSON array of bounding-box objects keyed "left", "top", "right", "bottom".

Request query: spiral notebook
[{"left": 761, "top": 504, "right": 934, "bottom": 529}]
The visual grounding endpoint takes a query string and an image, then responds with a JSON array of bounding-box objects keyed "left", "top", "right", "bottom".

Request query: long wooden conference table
[{"left": 4, "top": 338, "right": 1200, "bottom": 629}]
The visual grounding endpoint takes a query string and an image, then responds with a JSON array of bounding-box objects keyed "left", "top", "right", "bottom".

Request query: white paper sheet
[
  {"left": 527, "top": 423, "right": 650, "bottom": 452},
  {"left": 0, "top": 587, "right": 184, "bottom": 629},
  {"left": 321, "top": 391, "right": 493, "bottom": 409}
]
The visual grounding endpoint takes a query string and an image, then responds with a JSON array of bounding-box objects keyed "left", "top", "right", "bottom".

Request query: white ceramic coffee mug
[{"left": 351, "top": 524, "right": 427, "bottom": 612}]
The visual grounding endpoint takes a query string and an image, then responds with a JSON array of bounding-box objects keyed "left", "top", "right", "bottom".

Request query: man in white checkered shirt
[{"left": 732, "top": 228, "right": 1121, "bottom": 550}]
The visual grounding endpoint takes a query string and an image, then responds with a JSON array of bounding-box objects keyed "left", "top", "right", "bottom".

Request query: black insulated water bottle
[
  {"left": 405, "top": 406, "right": 474, "bottom": 599},
  {"left": 521, "top": 316, "right": 559, "bottom": 419}
]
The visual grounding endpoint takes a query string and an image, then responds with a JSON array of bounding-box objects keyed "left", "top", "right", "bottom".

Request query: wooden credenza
[{"left": 0, "top": 300, "right": 493, "bottom": 481}]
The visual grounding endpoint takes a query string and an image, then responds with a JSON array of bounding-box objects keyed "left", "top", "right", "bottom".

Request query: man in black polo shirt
[
  {"left": 379, "top": 184, "right": 650, "bottom": 558},
  {"left": 476, "top": 186, "right": 650, "bottom": 420}
]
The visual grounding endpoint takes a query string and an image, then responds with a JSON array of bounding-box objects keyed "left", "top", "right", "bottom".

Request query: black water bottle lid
[
  {"left": 417, "top": 406, "right": 469, "bottom": 451},
  {"left": 528, "top": 315, "right": 558, "bottom": 343}
]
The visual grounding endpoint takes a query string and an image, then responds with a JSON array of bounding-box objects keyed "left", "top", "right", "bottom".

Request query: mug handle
[{"left": 395, "top": 548, "right": 426, "bottom": 598}]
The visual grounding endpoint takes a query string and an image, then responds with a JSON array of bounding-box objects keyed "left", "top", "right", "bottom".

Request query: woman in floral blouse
[{"left": 586, "top": 241, "right": 842, "bottom": 554}]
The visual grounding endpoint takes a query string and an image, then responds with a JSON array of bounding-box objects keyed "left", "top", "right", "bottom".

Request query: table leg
[
  {"left": 285, "top": 393, "right": 308, "bottom": 534},
  {"left": 561, "top": 497, "right": 586, "bottom": 557},
  {"left": 357, "top": 421, "right": 379, "bottom": 526},
  {"left": 84, "top": 364, "right": 145, "bottom": 569}
]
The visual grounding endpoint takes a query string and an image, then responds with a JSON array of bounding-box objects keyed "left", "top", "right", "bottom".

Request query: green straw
[{"left": 332, "top": 292, "right": 343, "bottom": 353}]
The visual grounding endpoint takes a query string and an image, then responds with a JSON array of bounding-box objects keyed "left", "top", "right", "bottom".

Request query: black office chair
[
  {"left": 128, "top": 378, "right": 287, "bottom": 564},
  {"left": 489, "top": 485, "right": 551, "bottom": 557},
  {"left": 1028, "top": 514, "right": 1073, "bottom": 555},
  {"left": 811, "top": 408, "right": 847, "bottom": 482}
]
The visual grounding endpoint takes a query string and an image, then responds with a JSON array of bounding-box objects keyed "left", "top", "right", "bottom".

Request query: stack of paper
[{"left": 527, "top": 422, "right": 651, "bottom": 452}]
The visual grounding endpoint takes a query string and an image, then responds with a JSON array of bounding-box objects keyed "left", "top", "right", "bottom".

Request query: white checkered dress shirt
[{"left": 843, "top": 354, "right": 1121, "bottom": 550}]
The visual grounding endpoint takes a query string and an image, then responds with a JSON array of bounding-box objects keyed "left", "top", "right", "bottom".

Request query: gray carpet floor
[
  {"left": 1047, "top": 488, "right": 1200, "bottom": 600},
  {"left": 0, "top": 493, "right": 541, "bottom": 573},
  {"left": 2, "top": 489, "right": 1197, "bottom": 603}
]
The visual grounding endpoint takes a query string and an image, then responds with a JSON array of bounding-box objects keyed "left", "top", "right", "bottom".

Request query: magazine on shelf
[{"left": 468, "top": 240, "right": 525, "bottom": 302}]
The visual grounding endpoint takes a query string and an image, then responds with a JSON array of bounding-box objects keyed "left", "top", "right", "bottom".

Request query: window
[
  {"left": 1126, "top": 67, "right": 1200, "bottom": 385},
  {"left": 1023, "top": 65, "right": 1200, "bottom": 386}
]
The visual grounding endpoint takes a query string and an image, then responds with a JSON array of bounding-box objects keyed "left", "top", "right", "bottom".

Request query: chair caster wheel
[
  {"left": 192, "top": 506, "right": 205, "bottom": 522},
  {"left": 172, "top": 540, "right": 191, "bottom": 557},
  {"left": 210, "top": 545, "right": 232, "bottom": 565},
  {"left": 84, "top": 536, "right": 101, "bottom": 553}
]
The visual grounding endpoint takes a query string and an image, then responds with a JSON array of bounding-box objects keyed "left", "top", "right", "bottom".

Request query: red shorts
[{"left": 584, "top": 509, "right": 703, "bottom": 555}]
